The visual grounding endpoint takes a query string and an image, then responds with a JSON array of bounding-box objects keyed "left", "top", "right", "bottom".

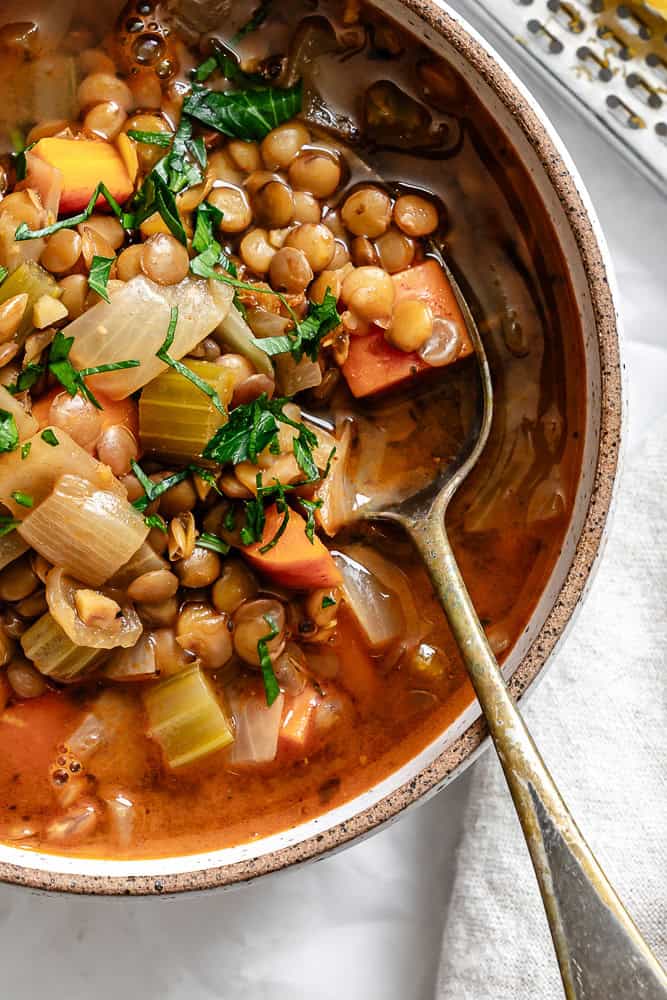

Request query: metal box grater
[{"left": 451, "top": 0, "right": 667, "bottom": 191}]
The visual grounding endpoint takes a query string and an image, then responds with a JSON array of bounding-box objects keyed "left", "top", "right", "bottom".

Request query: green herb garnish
[
  {"left": 11, "top": 491, "right": 33, "bottom": 508},
  {"left": 233, "top": 0, "right": 273, "bottom": 42},
  {"left": 48, "top": 330, "right": 139, "bottom": 410},
  {"left": 144, "top": 512, "right": 168, "bottom": 533},
  {"left": 88, "top": 255, "right": 115, "bottom": 304},
  {"left": 257, "top": 612, "right": 281, "bottom": 706},
  {"left": 0, "top": 410, "right": 19, "bottom": 453},
  {"left": 256, "top": 289, "right": 341, "bottom": 364},
  {"left": 0, "top": 266, "right": 8, "bottom": 286},
  {"left": 15, "top": 182, "right": 124, "bottom": 241},
  {"left": 156, "top": 306, "right": 226, "bottom": 416},
  {"left": 13, "top": 140, "right": 36, "bottom": 183},
  {"left": 21, "top": 442, "right": 31, "bottom": 460},
  {"left": 127, "top": 129, "right": 173, "bottom": 147},
  {"left": 190, "top": 201, "right": 237, "bottom": 279},
  {"left": 14, "top": 364, "right": 44, "bottom": 393},
  {"left": 183, "top": 80, "right": 303, "bottom": 142},
  {"left": 40, "top": 429, "right": 59, "bottom": 447},
  {"left": 130, "top": 461, "right": 192, "bottom": 512},
  {"left": 321, "top": 595, "right": 336, "bottom": 609},
  {"left": 299, "top": 497, "right": 323, "bottom": 543},
  {"left": 0, "top": 516, "right": 20, "bottom": 536},
  {"left": 196, "top": 531, "right": 231, "bottom": 555}
]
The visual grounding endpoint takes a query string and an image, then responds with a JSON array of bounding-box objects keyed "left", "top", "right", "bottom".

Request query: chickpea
[
  {"left": 208, "top": 184, "right": 252, "bottom": 234},
  {"left": 329, "top": 240, "right": 351, "bottom": 270},
  {"left": 129, "top": 70, "right": 162, "bottom": 110},
  {"left": 175, "top": 547, "right": 222, "bottom": 588},
  {"left": 96, "top": 425, "right": 139, "bottom": 477},
  {"left": 40, "top": 229, "right": 82, "bottom": 275},
  {"left": 227, "top": 140, "right": 262, "bottom": 174},
  {"left": 350, "top": 236, "right": 378, "bottom": 267},
  {"left": 285, "top": 223, "right": 335, "bottom": 273},
  {"left": 16, "top": 589, "right": 48, "bottom": 619},
  {"left": 141, "top": 233, "right": 190, "bottom": 286},
  {"left": 158, "top": 477, "right": 197, "bottom": 519},
  {"left": 136, "top": 597, "right": 178, "bottom": 628},
  {"left": 79, "top": 49, "right": 116, "bottom": 76},
  {"left": 84, "top": 101, "right": 126, "bottom": 140},
  {"left": 152, "top": 628, "right": 192, "bottom": 676},
  {"left": 79, "top": 226, "right": 116, "bottom": 271},
  {"left": 260, "top": 122, "right": 309, "bottom": 171},
  {"left": 84, "top": 214, "right": 125, "bottom": 251},
  {"left": 376, "top": 228, "right": 415, "bottom": 273},
  {"left": 77, "top": 73, "right": 133, "bottom": 112},
  {"left": 7, "top": 658, "right": 47, "bottom": 699},
  {"left": 239, "top": 228, "right": 276, "bottom": 275},
  {"left": 116, "top": 244, "right": 144, "bottom": 282},
  {"left": 214, "top": 353, "right": 255, "bottom": 388},
  {"left": 0, "top": 628, "right": 15, "bottom": 667},
  {"left": 176, "top": 603, "right": 232, "bottom": 669},
  {"left": 252, "top": 179, "right": 295, "bottom": 229},
  {"left": 0, "top": 190, "right": 44, "bottom": 230},
  {"left": 292, "top": 191, "right": 321, "bottom": 224},
  {"left": 26, "top": 119, "right": 71, "bottom": 145},
  {"left": 125, "top": 113, "right": 172, "bottom": 171},
  {"left": 385, "top": 299, "right": 433, "bottom": 352},
  {"left": 128, "top": 569, "right": 179, "bottom": 604},
  {"left": 208, "top": 149, "right": 243, "bottom": 186},
  {"left": 310, "top": 265, "right": 350, "bottom": 304},
  {"left": 341, "top": 266, "right": 395, "bottom": 323},
  {"left": 288, "top": 150, "right": 341, "bottom": 198},
  {"left": 49, "top": 391, "right": 101, "bottom": 451},
  {"left": 233, "top": 598, "right": 286, "bottom": 667},
  {"left": 304, "top": 588, "right": 340, "bottom": 628},
  {"left": 0, "top": 556, "right": 39, "bottom": 603},
  {"left": 119, "top": 473, "right": 143, "bottom": 504},
  {"left": 57, "top": 275, "right": 87, "bottom": 321},
  {"left": 393, "top": 194, "right": 439, "bottom": 237},
  {"left": 212, "top": 559, "right": 257, "bottom": 614},
  {"left": 231, "top": 372, "right": 275, "bottom": 408},
  {"left": 269, "top": 247, "right": 313, "bottom": 294},
  {"left": 0, "top": 295, "right": 28, "bottom": 344},
  {"left": 342, "top": 187, "right": 392, "bottom": 238}
]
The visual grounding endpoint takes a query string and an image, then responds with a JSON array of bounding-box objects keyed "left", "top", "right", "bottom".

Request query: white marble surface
[{"left": 3, "top": 6, "right": 667, "bottom": 999}]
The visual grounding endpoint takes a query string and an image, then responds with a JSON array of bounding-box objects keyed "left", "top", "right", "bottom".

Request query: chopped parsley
[
  {"left": 0, "top": 266, "right": 7, "bottom": 285},
  {"left": 0, "top": 410, "right": 19, "bottom": 453},
  {"left": 190, "top": 201, "right": 237, "bottom": 279},
  {"left": 196, "top": 531, "right": 230, "bottom": 555},
  {"left": 20, "top": 442, "right": 31, "bottom": 460},
  {"left": 40, "top": 429, "right": 59, "bottom": 447},
  {"left": 87, "top": 255, "right": 115, "bottom": 303},
  {"left": 0, "top": 516, "right": 20, "bottom": 536},
  {"left": 256, "top": 289, "right": 341, "bottom": 363},
  {"left": 13, "top": 364, "right": 44, "bottom": 393},
  {"left": 156, "top": 307, "right": 226, "bottom": 416},
  {"left": 11, "top": 491, "right": 33, "bottom": 508},
  {"left": 321, "top": 595, "right": 336, "bottom": 609},
  {"left": 48, "top": 330, "right": 139, "bottom": 410},
  {"left": 14, "top": 182, "right": 124, "bottom": 241},
  {"left": 299, "top": 497, "right": 323, "bottom": 543},
  {"left": 257, "top": 613, "right": 281, "bottom": 706},
  {"left": 126, "top": 129, "right": 173, "bottom": 147},
  {"left": 144, "top": 512, "right": 168, "bottom": 533}
]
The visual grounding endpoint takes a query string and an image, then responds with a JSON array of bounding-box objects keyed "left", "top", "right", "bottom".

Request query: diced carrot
[
  {"left": 32, "top": 386, "right": 139, "bottom": 438},
  {"left": 116, "top": 133, "right": 139, "bottom": 185},
  {"left": 280, "top": 688, "right": 321, "bottom": 751},
  {"left": 242, "top": 505, "right": 342, "bottom": 590},
  {"left": 331, "top": 605, "right": 379, "bottom": 708},
  {"left": 32, "top": 137, "right": 134, "bottom": 215},
  {"left": 342, "top": 259, "right": 473, "bottom": 398}
]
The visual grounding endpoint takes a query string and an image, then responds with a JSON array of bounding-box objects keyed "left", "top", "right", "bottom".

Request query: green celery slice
[{"left": 21, "top": 612, "right": 108, "bottom": 682}]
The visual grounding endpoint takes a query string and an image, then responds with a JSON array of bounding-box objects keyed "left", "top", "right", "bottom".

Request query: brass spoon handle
[{"left": 409, "top": 508, "right": 667, "bottom": 1000}]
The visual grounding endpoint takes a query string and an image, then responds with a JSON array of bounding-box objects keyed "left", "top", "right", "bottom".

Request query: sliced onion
[
  {"left": 215, "top": 303, "right": 274, "bottom": 378},
  {"left": 246, "top": 307, "right": 291, "bottom": 339},
  {"left": 20, "top": 474, "right": 148, "bottom": 586},
  {"left": 275, "top": 354, "right": 322, "bottom": 396},
  {"left": 333, "top": 550, "right": 405, "bottom": 651},
  {"left": 102, "top": 790, "right": 135, "bottom": 850},
  {"left": 342, "top": 542, "right": 425, "bottom": 653},
  {"left": 104, "top": 633, "right": 158, "bottom": 682},
  {"left": 68, "top": 275, "right": 233, "bottom": 399},
  {"left": 526, "top": 466, "right": 567, "bottom": 524},
  {"left": 228, "top": 689, "right": 285, "bottom": 766},
  {"left": 19, "top": 152, "right": 62, "bottom": 220},
  {"left": 316, "top": 420, "right": 355, "bottom": 536},
  {"left": 274, "top": 643, "right": 308, "bottom": 696},
  {"left": 418, "top": 316, "right": 462, "bottom": 367},
  {"left": 46, "top": 567, "right": 143, "bottom": 650}
]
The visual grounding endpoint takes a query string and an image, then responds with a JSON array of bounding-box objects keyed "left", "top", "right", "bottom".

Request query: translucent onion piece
[
  {"left": 333, "top": 550, "right": 405, "bottom": 651},
  {"left": 316, "top": 420, "right": 354, "bottom": 536},
  {"left": 275, "top": 354, "right": 323, "bottom": 397},
  {"left": 215, "top": 303, "right": 274, "bottom": 378},
  {"left": 0, "top": 529, "right": 29, "bottom": 571},
  {"left": 21, "top": 151, "right": 63, "bottom": 220},
  {"left": 21, "top": 474, "right": 148, "bottom": 586},
  {"left": 526, "top": 465, "right": 567, "bottom": 524},
  {"left": 109, "top": 542, "right": 167, "bottom": 589},
  {"left": 102, "top": 790, "right": 135, "bottom": 850},
  {"left": 342, "top": 542, "right": 424, "bottom": 652},
  {"left": 228, "top": 690, "right": 285, "bottom": 766},
  {"left": 46, "top": 566, "right": 143, "bottom": 649},
  {"left": 1, "top": 427, "right": 124, "bottom": 518},
  {"left": 0, "top": 385, "right": 37, "bottom": 440},
  {"left": 21, "top": 612, "right": 107, "bottom": 682},
  {"left": 144, "top": 665, "right": 234, "bottom": 769},
  {"left": 139, "top": 361, "right": 234, "bottom": 464},
  {"left": 104, "top": 633, "right": 158, "bottom": 682},
  {"left": 67, "top": 275, "right": 233, "bottom": 399}
]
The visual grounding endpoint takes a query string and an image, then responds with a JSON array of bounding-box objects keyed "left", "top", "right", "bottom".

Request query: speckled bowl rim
[{"left": 0, "top": 0, "right": 622, "bottom": 895}]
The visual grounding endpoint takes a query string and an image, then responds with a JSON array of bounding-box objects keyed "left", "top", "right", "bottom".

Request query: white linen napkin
[{"left": 436, "top": 416, "right": 667, "bottom": 998}]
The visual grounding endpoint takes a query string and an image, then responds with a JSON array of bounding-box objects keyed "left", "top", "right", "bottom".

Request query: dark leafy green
[
  {"left": 48, "top": 331, "right": 139, "bottom": 410},
  {"left": 0, "top": 410, "right": 19, "bottom": 453},
  {"left": 40, "top": 429, "right": 59, "bottom": 447},
  {"left": 11, "top": 491, "right": 33, "bottom": 508},
  {"left": 255, "top": 289, "right": 341, "bottom": 363},
  {"left": 257, "top": 612, "right": 281, "bottom": 706},
  {"left": 0, "top": 266, "right": 8, "bottom": 286},
  {"left": 183, "top": 81, "right": 303, "bottom": 141},
  {"left": 21, "top": 442, "right": 31, "bottom": 459},
  {"left": 196, "top": 532, "right": 231, "bottom": 555},
  {"left": 88, "top": 255, "right": 114, "bottom": 304},
  {"left": 144, "top": 512, "right": 168, "bottom": 533},
  {"left": 0, "top": 516, "right": 20, "bottom": 537},
  {"left": 15, "top": 182, "right": 124, "bottom": 241},
  {"left": 13, "top": 364, "right": 44, "bottom": 392},
  {"left": 190, "top": 201, "right": 237, "bottom": 279},
  {"left": 321, "top": 595, "right": 336, "bottom": 609},
  {"left": 127, "top": 129, "right": 172, "bottom": 147},
  {"left": 156, "top": 306, "right": 226, "bottom": 416},
  {"left": 299, "top": 497, "right": 323, "bottom": 543}
]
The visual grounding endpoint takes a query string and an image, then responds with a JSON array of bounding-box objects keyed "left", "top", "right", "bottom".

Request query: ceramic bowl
[{"left": 0, "top": 0, "right": 622, "bottom": 895}]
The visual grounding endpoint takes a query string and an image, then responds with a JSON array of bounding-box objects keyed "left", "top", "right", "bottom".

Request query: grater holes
[
  {"left": 616, "top": 5, "right": 652, "bottom": 40},
  {"left": 596, "top": 25, "right": 632, "bottom": 60},
  {"left": 626, "top": 72, "right": 662, "bottom": 108},
  {"left": 656, "top": 123, "right": 667, "bottom": 145},
  {"left": 577, "top": 45, "right": 614, "bottom": 81},
  {"left": 607, "top": 94, "right": 645, "bottom": 128},
  {"left": 588, "top": 0, "right": 604, "bottom": 10},
  {"left": 646, "top": 53, "right": 667, "bottom": 86},
  {"left": 512, "top": 0, "right": 533, "bottom": 5},
  {"left": 546, "top": 1, "right": 587, "bottom": 33},
  {"left": 527, "top": 19, "right": 564, "bottom": 53}
]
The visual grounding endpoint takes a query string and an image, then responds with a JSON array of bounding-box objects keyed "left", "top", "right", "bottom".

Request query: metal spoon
[{"left": 354, "top": 252, "right": 667, "bottom": 999}]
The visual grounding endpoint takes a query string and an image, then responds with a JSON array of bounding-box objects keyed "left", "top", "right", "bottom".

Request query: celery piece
[
  {"left": 139, "top": 361, "right": 234, "bottom": 464},
  {"left": 0, "top": 261, "right": 60, "bottom": 339},
  {"left": 144, "top": 665, "right": 234, "bottom": 769},
  {"left": 21, "top": 612, "right": 107, "bottom": 682},
  {"left": 109, "top": 541, "right": 167, "bottom": 589}
]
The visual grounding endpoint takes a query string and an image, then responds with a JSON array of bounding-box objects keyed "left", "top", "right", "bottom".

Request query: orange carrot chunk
[
  {"left": 32, "top": 137, "right": 134, "bottom": 215},
  {"left": 242, "top": 505, "right": 342, "bottom": 590},
  {"left": 280, "top": 688, "right": 321, "bottom": 751},
  {"left": 342, "top": 259, "right": 473, "bottom": 398}
]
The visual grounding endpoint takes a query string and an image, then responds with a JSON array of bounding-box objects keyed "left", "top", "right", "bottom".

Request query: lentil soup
[{"left": 0, "top": 0, "right": 585, "bottom": 858}]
